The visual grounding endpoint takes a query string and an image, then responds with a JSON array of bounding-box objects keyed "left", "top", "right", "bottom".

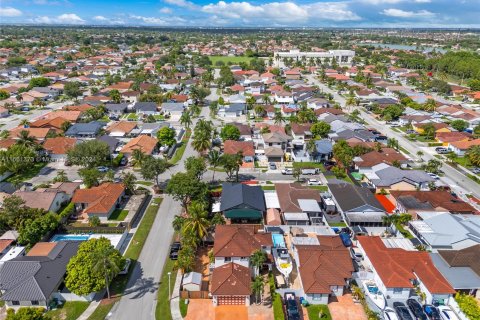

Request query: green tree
[
  {"left": 191, "top": 131, "right": 211, "bottom": 154},
  {"left": 166, "top": 172, "right": 208, "bottom": 212},
  {"left": 109, "top": 89, "right": 121, "bottom": 103},
  {"left": 450, "top": 119, "right": 468, "bottom": 132},
  {"left": 175, "top": 245, "right": 195, "bottom": 273},
  {"left": 0, "top": 89, "right": 10, "bottom": 100},
  {"left": 473, "top": 125, "right": 480, "bottom": 138},
  {"left": 182, "top": 201, "right": 209, "bottom": 241},
  {"left": 66, "top": 237, "right": 124, "bottom": 298},
  {"left": 140, "top": 155, "right": 169, "bottom": 186},
  {"left": 131, "top": 149, "right": 145, "bottom": 166},
  {"left": 425, "top": 159, "right": 442, "bottom": 174},
  {"left": 64, "top": 81, "right": 82, "bottom": 100},
  {"left": 293, "top": 167, "right": 301, "bottom": 182},
  {"left": 16, "top": 130, "right": 36, "bottom": 148},
  {"left": 310, "top": 121, "right": 331, "bottom": 138},
  {"left": 6, "top": 308, "right": 47, "bottom": 320},
  {"left": 122, "top": 172, "right": 137, "bottom": 195},
  {"left": 466, "top": 145, "right": 480, "bottom": 167},
  {"left": 422, "top": 123, "right": 436, "bottom": 140},
  {"left": 180, "top": 112, "right": 192, "bottom": 129},
  {"left": 28, "top": 77, "right": 51, "bottom": 89},
  {"left": 222, "top": 153, "right": 243, "bottom": 182},
  {"left": 0, "top": 144, "right": 37, "bottom": 175},
  {"left": 89, "top": 215, "right": 101, "bottom": 227},
  {"left": 332, "top": 140, "right": 354, "bottom": 169},
  {"left": 53, "top": 169, "right": 69, "bottom": 182},
  {"left": 273, "top": 111, "right": 284, "bottom": 125},
  {"left": 251, "top": 276, "right": 265, "bottom": 304},
  {"left": 67, "top": 140, "right": 110, "bottom": 168},
  {"left": 18, "top": 213, "right": 59, "bottom": 248},
  {"left": 184, "top": 156, "right": 207, "bottom": 181},
  {"left": 190, "top": 86, "right": 210, "bottom": 104},
  {"left": 220, "top": 124, "right": 241, "bottom": 141},
  {"left": 79, "top": 168, "right": 103, "bottom": 188},
  {"left": 250, "top": 249, "right": 266, "bottom": 277},
  {"left": 207, "top": 149, "right": 222, "bottom": 182},
  {"left": 157, "top": 126, "right": 176, "bottom": 147}
]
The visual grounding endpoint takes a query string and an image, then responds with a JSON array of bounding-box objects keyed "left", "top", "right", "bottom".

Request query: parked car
[
  {"left": 423, "top": 305, "right": 441, "bottom": 320},
  {"left": 427, "top": 172, "right": 440, "bottom": 180},
  {"left": 339, "top": 232, "right": 352, "bottom": 247},
  {"left": 407, "top": 298, "right": 427, "bottom": 320},
  {"left": 384, "top": 307, "right": 400, "bottom": 320},
  {"left": 437, "top": 306, "right": 459, "bottom": 320},
  {"left": 119, "top": 258, "right": 132, "bottom": 275},
  {"left": 282, "top": 168, "right": 293, "bottom": 175},
  {"left": 435, "top": 147, "right": 449, "bottom": 154},
  {"left": 283, "top": 292, "right": 300, "bottom": 320},
  {"left": 301, "top": 168, "right": 319, "bottom": 175},
  {"left": 169, "top": 251, "right": 178, "bottom": 260},
  {"left": 97, "top": 166, "right": 109, "bottom": 172},
  {"left": 307, "top": 178, "right": 321, "bottom": 186},
  {"left": 393, "top": 302, "right": 414, "bottom": 320},
  {"left": 350, "top": 248, "right": 364, "bottom": 262},
  {"left": 471, "top": 167, "right": 480, "bottom": 174},
  {"left": 170, "top": 242, "right": 181, "bottom": 253},
  {"left": 269, "top": 162, "right": 277, "bottom": 170}
]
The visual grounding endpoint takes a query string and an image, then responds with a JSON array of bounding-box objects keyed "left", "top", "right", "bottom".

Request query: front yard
[
  {"left": 306, "top": 305, "right": 332, "bottom": 320},
  {"left": 46, "top": 301, "right": 90, "bottom": 320},
  {"left": 109, "top": 209, "right": 129, "bottom": 221}
]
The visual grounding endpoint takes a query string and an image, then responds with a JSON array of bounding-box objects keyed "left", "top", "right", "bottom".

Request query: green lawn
[
  {"left": 169, "top": 128, "right": 191, "bottom": 165},
  {"left": 273, "top": 293, "right": 285, "bottom": 320},
  {"left": 398, "top": 146, "right": 411, "bottom": 155},
  {"left": 155, "top": 257, "right": 176, "bottom": 320},
  {"left": 87, "top": 303, "right": 114, "bottom": 320},
  {"left": 328, "top": 222, "right": 347, "bottom": 227},
  {"left": 126, "top": 113, "right": 139, "bottom": 120},
  {"left": 109, "top": 209, "right": 129, "bottom": 221},
  {"left": 154, "top": 115, "right": 165, "bottom": 121},
  {"left": 309, "top": 186, "right": 329, "bottom": 192},
  {"left": 262, "top": 185, "right": 276, "bottom": 190},
  {"left": 179, "top": 298, "right": 188, "bottom": 318},
  {"left": 137, "top": 180, "right": 154, "bottom": 186},
  {"left": 306, "top": 305, "right": 332, "bottom": 320},
  {"left": 6, "top": 161, "right": 47, "bottom": 183},
  {"left": 292, "top": 162, "right": 326, "bottom": 172},
  {"left": 453, "top": 156, "right": 472, "bottom": 168},
  {"left": 209, "top": 55, "right": 254, "bottom": 65},
  {"left": 46, "top": 301, "right": 90, "bottom": 320},
  {"left": 326, "top": 174, "right": 353, "bottom": 184}
]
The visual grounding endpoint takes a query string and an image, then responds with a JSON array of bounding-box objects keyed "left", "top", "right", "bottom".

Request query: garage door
[{"left": 217, "top": 296, "right": 246, "bottom": 305}]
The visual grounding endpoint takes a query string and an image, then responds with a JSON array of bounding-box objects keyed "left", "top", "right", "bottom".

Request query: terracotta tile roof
[
  {"left": 438, "top": 245, "right": 480, "bottom": 277},
  {"left": 44, "top": 110, "right": 82, "bottom": 122},
  {"left": 9, "top": 127, "right": 52, "bottom": 140},
  {"left": 43, "top": 137, "right": 77, "bottom": 155},
  {"left": 72, "top": 183, "right": 125, "bottom": 215},
  {"left": 450, "top": 138, "right": 480, "bottom": 150},
  {"left": 354, "top": 148, "right": 407, "bottom": 168},
  {"left": 390, "top": 190, "right": 476, "bottom": 214},
  {"left": 435, "top": 131, "right": 472, "bottom": 143},
  {"left": 121, "top": 135, "right": 158, "bottom": 155},
  {"left": 375, "top": 194, "right": 395, "bottom": 213},
  {"left": 213, "top": 225, "right": 272, "bottom": 257},
  {"left": 0, "top": 239, "right": 13, "bottom": 253},
  {"left": 290, "top": 123, "right": 311, "bottom": 135},
  {"left": 0, "top": 138, "right": 16, "bottom": 150},
  {"left": 358, "top": 236, "right": 455, "bottom": 294},
  {"left": 416, "top": 122, "right": 449, "bottom": 131},
  {"left": 211, "top": 262, "right": 251, "bottom": 296},
  {"left": 63, "top": 104, "right": 93, "bottom": 112},
  {"left": 106, "top": 121, "right": 138, "bottom": 134},
  {"left": 230, "top": 122, "right": 252, "bottom": 136},
  {"left": 315, "top": 108, "right": 344, "bottom": 116},
  {"left": 30, "top": 116, "right": 68, "bottom": 131},
  {"left": 27, "top": 242, "right": 57, "bottom": 257},
  {"left": 223, "top": 140, "right": 254, "bottom": 157},
  {"left": 275, "top": 183, "right": 321, "bottom": 213},
  {"left": 296, "top": 236, "right": 354, "bottom": 294}
]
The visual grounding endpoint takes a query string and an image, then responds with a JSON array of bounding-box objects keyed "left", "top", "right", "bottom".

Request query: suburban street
[{"left": 306, "top": 74, "right": 480, "bottom": 199}]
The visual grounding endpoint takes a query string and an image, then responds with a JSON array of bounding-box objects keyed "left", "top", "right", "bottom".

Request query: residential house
[
  {"left": 133, "top": 102, "right": 159, "bottom": 116},
  {"left": 105, "top": 103, "right": 128, "bottom": 117},
  {"left": 218, "top": 103, "right": 246, "bottom": 118},
  {"left": 72, "top": 183, "right": 125, "bottom": 220},
  {"left": 13, "top": 189, "right": 69, "bottom": 213},
  {"left": 357, "top": 236, "right": 455, "bottom": 304},
  {"left": 29, "top": 117, "right": 69, "bottom": 134},
  {"left": 97, "top": 135, "right": 120, "bottom": 155},
  {"left": 0, "top": 241, "right": 82, "bottom": 309},
  {"left": 220, "top": 183, "right": 266, "bottom": 223},
  {"left": 294, "top": 236, "right": 354, "bottom": 304},
  {"left": 42, "top": 137, "right": 77, "bottom": 161},
  {"left": 106, "top": 121, "right": 138, "bottom": 138},
  {"left": 311, "top": 139, "right": 333, "bottom": 162},
  {"left": 211, "top": 262, "right": 251, "bottom": 306},
  {"left": 275, "top": 183, "right": 322, "bottom": 225},
  {"left": 223, "top": 140, "right": 254, "bottom": 163},
  {"left": 230, "top": 122, "right": 252, "bottom": 141},
  {"left": 448, "top": 139, "right": 480, "bottom": 156},
  {"left": 290, "top": 123, "right": 312, "bottom": 150},
  {"left": 328, "top": 182, "right": 386, "bottom": 226},
  {"left": 274, "top": 91, "right": 295, "bottom": 104},
  {"left": 435, "top": 131, "right": 472, "bottom": 147},
  {"left": 409, "top": 212, "right": 480, "bottom": 251},
  {"left": 354, "top": 148, "right": 408, "bottom": 173},
  {"left": 161, "top": 102, "right": 185, "bottom": 121},
  {"left": 64, "top": 121, "right": 104, "bottom": 138},
  {"left": 413, "top": 122, "right": 451, "bottom": 135},
  {"left": 390, "top": 190, "right": 477, "bottom": 216},
  {"left": 120, "top": 135, "right": 158, "bottom": 157}
]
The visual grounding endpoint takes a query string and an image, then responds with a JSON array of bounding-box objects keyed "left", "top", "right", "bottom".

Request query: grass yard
[
  {"left": 262, "top": 185, "right": 276, "bottom": 190},
  {"left": 169, "top": 128, "right": 191, "bottom": 164},
  {"left": 109, "top": 209, "right": 129, "bottom": 221},
  {"left": 47, "top": 301, "right": 90, "bottom": 320},
  {"left": 209, "top": 55, "right": 254, "bottom": 65},
  {"left": 453, "top": 156, "right": 472, "bottom": 168},
  {"left": 87, "top": 302, "right": 114, "bottom": 320},
  {"left": 155, "top": 257, "right": 176, "bottom": 320},
  {"left": 306, "top": 305, "right": 332, "bottom": 320},
  {"left": 292, "top": 162, "right": 326, "bottom": 172},
  {"left": 6, "top": 161, "right": 47, "bottom": 183},
  {"left": 328, "top": 222, "right": 347, "bottom": 227},
  {"left": 179, "top": 298, "right": 188, "bottom": 318},
  {"left": 398, "top": 146, "right": 411, "bottom": 155},
  {"left": 137, "top": 180, "right": 154, "bottom": 186},
  {"left": 309, "top": 185, "right": 329, "bottom": 192},
  {"left": 273, "top": 293, "right": 285, "bottom": 320}
]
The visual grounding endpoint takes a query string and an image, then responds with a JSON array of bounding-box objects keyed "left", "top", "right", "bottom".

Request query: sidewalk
[
  {"left": 170, "top": 270, "right": 183, "bottom": 320},
  {"left": 77, "top": 290, "right": 105, "bottom": 320}
]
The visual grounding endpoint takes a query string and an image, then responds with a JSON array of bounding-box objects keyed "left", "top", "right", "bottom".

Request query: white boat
[
  {"left": 272, "top": 247, "right": 293, "bottom": 283},
  {"left": 362, "top": 280, "right": 386, "bottom": 310},
  {"left": 383, "top": 307, "right": 399, "bottom": 320}
]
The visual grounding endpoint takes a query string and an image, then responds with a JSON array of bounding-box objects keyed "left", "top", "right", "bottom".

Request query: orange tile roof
[
  {"left": 121, "top": 135, "right": 157, "bottom": 155},
  {"left": 43, "top": 137, "right": 77, "bottom": 154},
  {"left": 30, "top": 116, "right": 68, "bottom": 131},
  {"left": 44, "top": 110, "right": 82, "bottom": 122},
  {"left": 358, "top": 236, "right": 455, "bottom": 294},
  {"left": 213, "top": 225, "right": 272, "bottom": 258},
  {"left": 375, "top": 194, "right": 395, "bottom": 213},
  {"left": 223, "top": 140, "right": 254, "bottom": 157},
  {"left": 0, "top": 239, "right": 13, "bottom": 253},
  {"left": 106, "top": 121, "right": 137, "bottom": 134},
  {"left": 72, "top": 183, "right": 125, "bottom": 215},
  {"left": 211, "top": 262, "right": 251, "bottom": 296},
  {"left": 27, "top": 242, "right": 57, "bottom": 257},
  {"left": 450, "top": 138, "right": 480, "bottom": 150},
  {"left": 9, "top": 127, "right": 52, "bottom": 140}
]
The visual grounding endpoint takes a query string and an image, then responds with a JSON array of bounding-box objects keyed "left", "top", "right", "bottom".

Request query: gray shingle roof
[
  {"left": 0, "top": 242, "right": 80, "bottom": 302},
  {"left": 133, "top": 102, "right": 157, "bottom": 112},
  {"left": 370, "top": 166, "right": 434, "bottom": 187},
  {"left": 65, "top": 121, "right": 104, "bottom": 136},
  {"left": 328, "top": 182, "right": 384, "bottom": 213},
  {"left": 220, "top": 183, "right": 266, "bottom": 212}
]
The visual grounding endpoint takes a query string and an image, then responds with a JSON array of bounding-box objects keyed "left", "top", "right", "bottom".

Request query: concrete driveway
[
  {"left": 184, "top": 300, "right": 215, "bottom": 320},
  {"left": 328, "top": 294, "right": 367, "bottom": 320},
  {"left": 185, "top": 300, "right": 253, "bottom": 320}
]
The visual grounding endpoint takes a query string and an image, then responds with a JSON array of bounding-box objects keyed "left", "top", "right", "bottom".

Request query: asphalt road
[{"left": 306, "top": 74, "right": 480, "bottom": 199}]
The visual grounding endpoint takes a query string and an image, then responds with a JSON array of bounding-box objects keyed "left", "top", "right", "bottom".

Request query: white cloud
[
  {"left": 159, "top": 7, "right": 172, "bottom": 14},
  {"left": 93, "top": 15, "right": 108, "bottom": 21},
  {"left": 0, "top": 7, "right": 23, "bottom": 17},
  {"left": 382, "top": 8, "right": 434, "bottom": 18},
  {"left": 129, "top": 14, "right": 185, "bottom": 25},
  {"left": 201, "top": 1, "right": 360, "bottom": 24},
  {"left": 33, "top": 16, "right": 53, "bottom": 23},
  {"left": 164, "top": 0, "right": 197, "bottom": 9},
  {"left": 56, "top": 13, "right": 85, "bottom": 24},
  {"left": 360, "top": 0, "right": 430, "bottom": 3}
]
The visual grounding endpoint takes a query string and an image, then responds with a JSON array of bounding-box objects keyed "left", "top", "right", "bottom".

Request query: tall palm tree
[
  {"left": 131, "top": 148, "right": 145, "bottom": 166},
  {"left": 91, "top": 246, "right": 124, "bottom": 299},
  {"left": 345, "top": 96, "right": 356, "bottom": 111},
  {"left": 306, "top": 140, "right": 318, "bottom": 161},
  {"left": 251, "top": 276, "right": 265, "bottom": 304},
  {"left": 254, "top": 105, "right": 265, "bottom": 117},
  {"left": 466, "top": 145, "right": 480, "bottom": 167},
  {"left": 250, "top": 249, "right": 266, "bottom": 277},
  {"left": 16, "top": 130, "right": 36, "bottom": 148},
  {"left": 416, "top": 150, "right": 424, "bottom": 162},
  {"left": 19, "top": 119, "right": 30, "bottom": 127},
  {"left": 191, "top": 132, "right": 211, "bottom": 155},
  {"left": 182, "top": 201, "right": 209, "bottom": 240},
  {"left": 180, "top": 112, "right": 192, "bottom": 129},
  {"left": 207, "top": 150, "right": 221, "bottom": 183},
  {"left": 172, "top": 215, "right": 186, "bottom": 232},
  {"left": 273, "top": 111, "right": 284, "bottom": 125},
  {"left": 262, "top": 94, "right": 271, "bottom": 105}
]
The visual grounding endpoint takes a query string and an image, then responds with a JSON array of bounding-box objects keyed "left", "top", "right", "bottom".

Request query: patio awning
[
  {"left": 351, "top": 172, "right": 363, "bottom": 181},
  {"left": 225, "top": 209, "right": 262, "bottom": 219}
]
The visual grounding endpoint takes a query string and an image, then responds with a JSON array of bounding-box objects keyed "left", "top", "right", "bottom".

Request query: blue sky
[{"left": 0, "top": 0, "right": 479, "bottom": 27}]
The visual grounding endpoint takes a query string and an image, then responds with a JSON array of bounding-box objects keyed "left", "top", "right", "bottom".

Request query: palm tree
[
  {"left": 182, "top": 201, "right": 209, "bottom": 240},
  {"left": 180, "top": 112, "right": 192, "bottom": 129},
  {"left": 387, "top": 138, "right": 399, "bottom": 150},
  {"left": 345, "top": 96, "right": 356, "bottom": 111},
  {"left": 61, "top": 121, "right": 72, "bottom": 133},
  {"left": 273, "top": 111, "right": 284, "bottom": 125},
  {"left": 131, "top": 148, "right": 145, "bottom": 166},
  {"left": 207, "top": 150, "right": 221, "bottom": 183},
  {"left": 16, "top": 130, "right": 36, "bottom": 148},
  {"left": 262, "top": 94, "right": 271, "bottom": 105},
  {"left": 251, "top": 276, "right": 265, "bottom": 304},
  {"left": 250, "top": 250, "right": 266, "bottom": 277},
  {"left": 254, "top": 105, "right": 265, "bottom": 118},
  {"left": 306, "top": 139, "right": 318, "bottom": 161},
  {"left": 446, "top": 152, "right": 457, "bottom": 164},
  {"left": 191, "top": 132, "right": 211, "bottom": 155},
  {"left": 91, "top": 246, "right": 123, "bottom": 299},
  {"left": 172, "top": 215, "right": 186, "bottom": 232},
  {"left": 416, "top": 150, "right": 424, "bottom": 161},
  {"left": 466, "top": 145, "right": 480, "bottom": 167},
  {"left": 175, "top": 245, "right": 195, "bottom": 273},
  {"left": 53, "top": 170, "right": 68, "bottom": 183},
  {"left": 19, "top": 119, "right": 30, "bottom": 127}
]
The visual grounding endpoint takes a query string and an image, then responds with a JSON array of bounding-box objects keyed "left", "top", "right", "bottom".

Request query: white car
[
  {"left": 438, "top": 306, "right": 460, "bottom": 320},
  {"left": 427, "top": 172, "right": 440, "bottom": 180},
  {"left": 307, "top": 179, "right": 321, "bottom": 186},
  {"left": 383, "top": 307, "right": 399, "bottom": 320}
]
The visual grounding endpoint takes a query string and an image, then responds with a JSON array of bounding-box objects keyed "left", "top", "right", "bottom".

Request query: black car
[
  {"left": 169, "top": 251, "right": 178, "bottom": 260},
  {"left": 394, "top": 302, "right": 414, "bottom": 320},
  {"left": 423, "top": 305, "right": 441, "bottom": 320},
  {"left": 284, "top": 293, "right": 300, "bottom": 320},
  {"left": 170, "top": 242, "right": 181, "bottom": 252},
  {"left": 407, "top": 299, "right": 427, "bottom": 320}
]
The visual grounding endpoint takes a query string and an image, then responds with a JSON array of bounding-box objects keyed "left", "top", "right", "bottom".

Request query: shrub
[{"left": 59, "top": 202, "right": 75, "bottom": 219}]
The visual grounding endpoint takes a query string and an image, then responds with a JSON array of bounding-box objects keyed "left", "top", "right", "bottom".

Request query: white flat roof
[
  {"left": 292, "top": 236, "right": 319, "bottom": 246},
  {"left": 264, "top": 191, "right": 280, "bottom": 209},
  {"left": 284, "top": 212, "right": 309, "bottom": 221},
  {"left": 0, "top": 246, "right": 25, "bottom": 263},
  {"left": 212, "top": 202, "right": 221, "bottom": 213},
  {"left": 298, "top": 199, "right": 321, "bottom": 212}
]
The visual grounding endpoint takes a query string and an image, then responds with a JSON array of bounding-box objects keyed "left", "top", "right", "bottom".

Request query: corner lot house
[
  {"left": 357, "top": 236, "right": 455, "bottom": 305},
  {"left": 0, "top": 241, "right": 81, "bottom": 309},
  {"left": 72, "top": 183, "right": 125, "bottom": 220}
]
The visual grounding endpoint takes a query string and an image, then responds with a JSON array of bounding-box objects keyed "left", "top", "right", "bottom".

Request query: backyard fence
[{"left": 180, "top": 291, "right": 210, "bottom": 299}]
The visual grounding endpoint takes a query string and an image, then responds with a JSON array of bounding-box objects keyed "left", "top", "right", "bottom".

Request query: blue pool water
[
  {"left": 272, "top": 233, "right": 285, "bottom": 248},
  {"left": 50, "top": 234, "right": 90, "bottom": 242}
]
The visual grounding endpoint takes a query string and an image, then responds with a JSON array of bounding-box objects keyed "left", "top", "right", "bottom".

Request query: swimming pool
[
  {"left": 50, "top": 234, "right": 90, "bottom": 242},
  {"left": 272, "top": 233, "right": 285, "bottom": 248}
]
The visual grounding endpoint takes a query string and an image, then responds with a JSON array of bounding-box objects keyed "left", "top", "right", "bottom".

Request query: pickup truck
[
  {"left": 284, "top": 292, "right": 300, "bottom": 320},
  {"left": 281, "top": 168, "right": 293, "bottom": 175},
  {"left": 301, "top": 168, "right": 319, "bottom": 175}
]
